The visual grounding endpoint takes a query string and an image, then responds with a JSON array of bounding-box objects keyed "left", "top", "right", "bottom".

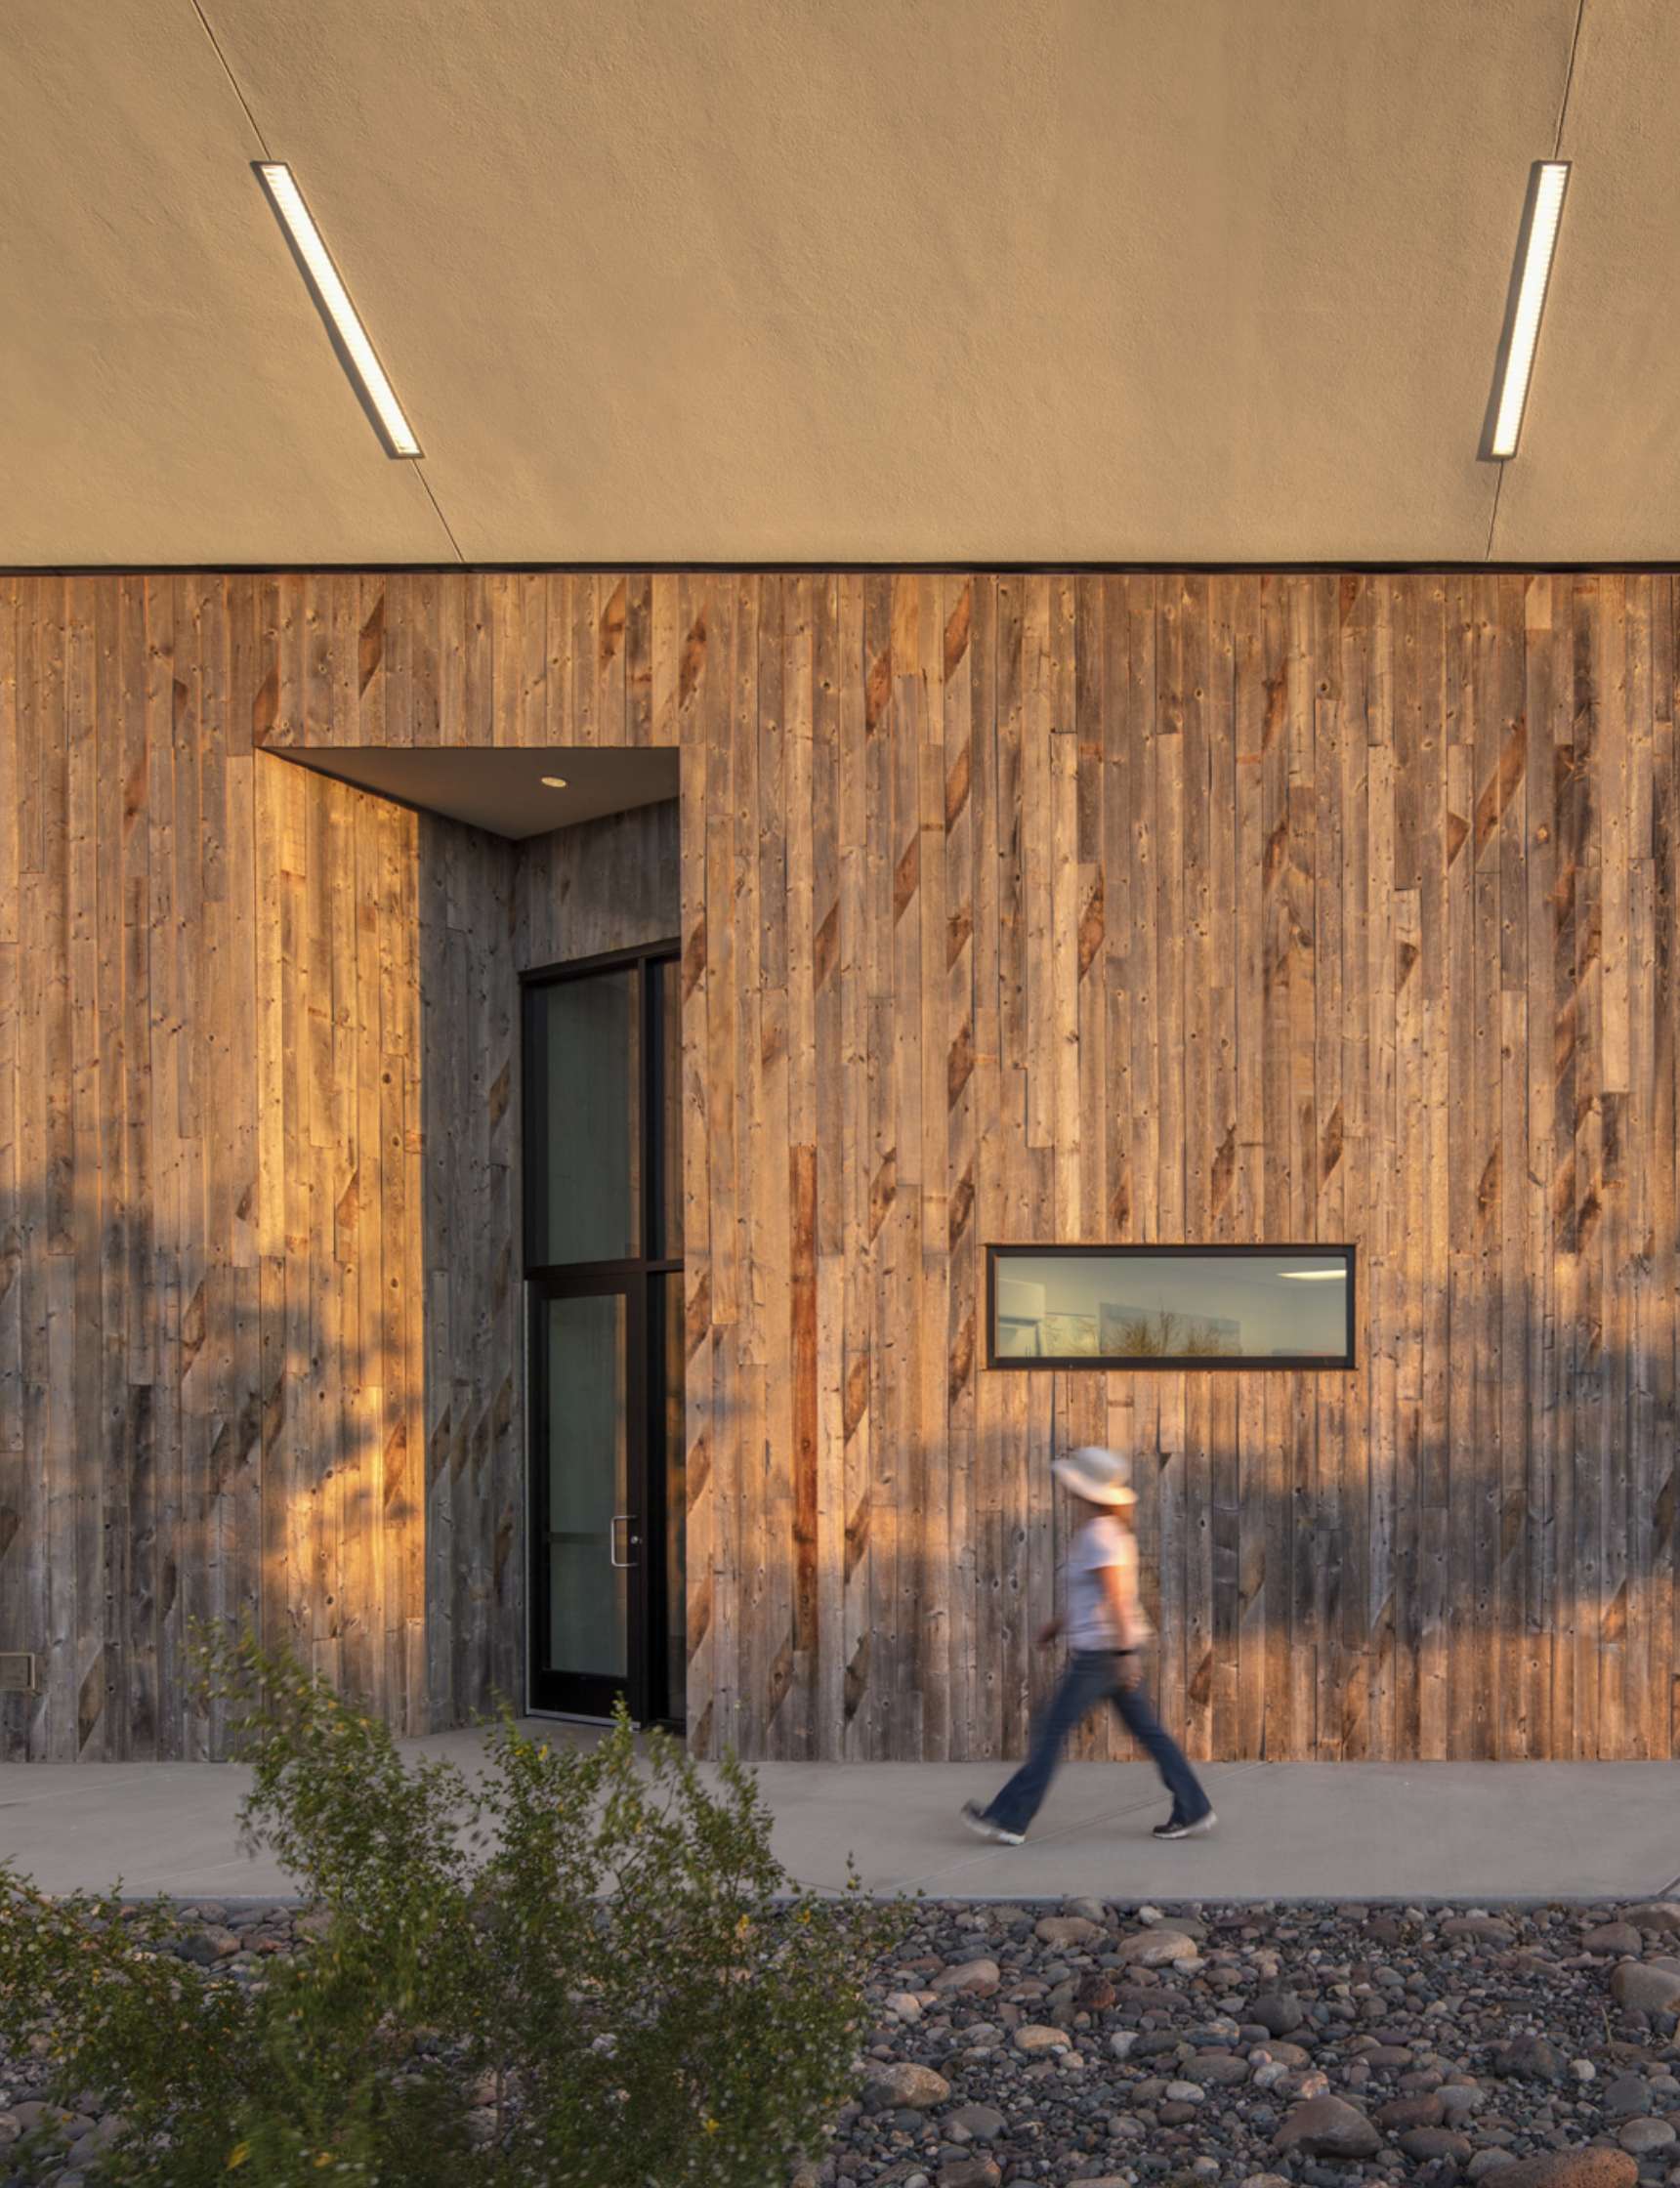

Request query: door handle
[{"left": 609, "top": 1514, "right": 640, "bottom": 1569}]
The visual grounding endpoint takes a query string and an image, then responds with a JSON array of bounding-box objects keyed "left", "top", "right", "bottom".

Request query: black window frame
[
  {"left": 522, "top": 939, "right": 684, "bottom": 1728},
  {"left": 984, "top": 1241, "right": 1358, "bottom": 1371},
  {"left": 524, "top": 943, "right": 679, "bottom": 1280}
]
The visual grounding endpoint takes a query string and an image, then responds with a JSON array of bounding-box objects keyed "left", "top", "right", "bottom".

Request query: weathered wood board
[{"left": 0, "top": 572, "right": 1674, "bottom": 1763}]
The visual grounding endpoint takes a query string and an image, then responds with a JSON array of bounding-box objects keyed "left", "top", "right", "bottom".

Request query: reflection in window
[
  {"left": 988, "top": 1248, "right": 1354, "bottom": 1368},
  {"left": 527, "top": 970, "right": 639, "bottom": 1266}
]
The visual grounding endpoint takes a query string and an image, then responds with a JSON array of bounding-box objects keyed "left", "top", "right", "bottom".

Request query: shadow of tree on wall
[
  {"left": 0, "top": 752, "right": 531, "bottom": 1763},
  {"left": 683, "top": 1274, "right": 1680, "bottom": 1768},
  {"left": 8, "top": 566, "right": 1678, "bottom": 1776},
  {"left": 0, "top": 759, "right": 688, "bottom": 1762}
]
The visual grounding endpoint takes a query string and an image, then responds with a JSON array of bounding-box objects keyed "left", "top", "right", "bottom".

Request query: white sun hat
[{"left": 1050, "top": 1445, "right": 1136, "bottom": 1508}]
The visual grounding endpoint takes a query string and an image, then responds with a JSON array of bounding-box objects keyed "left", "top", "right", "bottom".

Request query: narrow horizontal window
[{"left": 987, "top": 1245, "right": 1356, "bottom": 1370}]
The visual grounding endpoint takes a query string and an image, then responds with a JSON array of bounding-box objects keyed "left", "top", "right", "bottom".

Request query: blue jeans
[{"left": 986, "top": 1650, "right": 1210, "bottom": 1834}]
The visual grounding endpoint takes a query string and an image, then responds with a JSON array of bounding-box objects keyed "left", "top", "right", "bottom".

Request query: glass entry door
[
  {"left": 530, "top": 1278, "right": 643, "bottom": 1719},
  {"left": 525, "top": 945, "right": 682, "bottom": 1724}
]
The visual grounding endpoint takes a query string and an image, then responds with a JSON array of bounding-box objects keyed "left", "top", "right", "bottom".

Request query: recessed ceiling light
[
  {"left": 255, "top": 161, "right": 422, "bottom": 459},
  {"left": 1489, "top": 160, "right": 1570, "bottom": 460},
  {"left": 541, "top": 776, "right": 568, "bottom": 789}
]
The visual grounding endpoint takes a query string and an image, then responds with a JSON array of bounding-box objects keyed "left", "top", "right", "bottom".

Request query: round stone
[
  {"left": 174, "top": 1924, "right": 241, "bottom": 1966},
  {"left": 1495, "top": 2034, "right": 1570, "bottom": 2083},
  {"left": 1034, "top": 1915, "right": 1105, "bottom": 1949},
  {"left": 1270, "top": 2094, "right": 1382, "bottom": 2160},
  {"left": 1442, "top": 1916, "right": 1518, "bottom": 1946},
  {"left": 1602, "top": 2073, "right": 1653, "bottom": 2116},
  {"left": 943, "top": 2104, "right": 1005, "bottom": 2143},
  {"left": 1400, "top": 2127, "right": 1475, "bottom": 2164},
  {"left": 932, "top": 1958, "right": 1001, "bottom": 1995},
  {"left": 1375, "top": 2094, "right": 1447, "bottom": 2130},
  {"left": 863, "top": 2063, "right": 952, "bottom": 2112},
  {"left": 1613, "top": 1961, "right": 1680, "bottom": 2013},
  {"left": 1114, "top": 1928, "right": 1198, "bottom": 1966},
  {"left": 1582, "top": 1924, "right": 1644, "bottom": 1957},
  {"left": 1184, "top": 2050, "right": 1251, "bottom": 2086},
  {"left": 1618, "top": 2121, "right": 1678, "bottom": 2156},
  {"left": 1250, "top": 1993, "right": 1306, "bottom": 2036},
  {"left": 1365, "top": 2043, "right": 1417, "bottom": 2068},
  {"left": 935, "top": 2160, "right": 1001, "bottom": 2188},
  {"left": 1620, "top": 1904, "right": 1680, "bottom": 1936},
  {"left": 1439, "top": 2086, "right": 1488, "bottom": 2121},
  {"left": 1472, "top": 2150, "right": 1639, "bottom": 2188}
]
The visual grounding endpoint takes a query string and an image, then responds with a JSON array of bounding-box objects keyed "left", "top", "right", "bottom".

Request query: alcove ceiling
[
  {"left": 268, "top": 745, "right": 679, "bottom": 839},
  {"left": 4, "top": 0, "right": 1675, "bottom": 568}
]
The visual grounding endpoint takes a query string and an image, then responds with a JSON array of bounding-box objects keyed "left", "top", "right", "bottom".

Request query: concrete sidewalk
[{"left": 3, "top": 1726, "right": 1679, "bottom": 1905}]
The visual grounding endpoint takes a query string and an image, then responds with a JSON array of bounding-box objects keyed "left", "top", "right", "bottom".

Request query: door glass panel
[
  {"left": 531, "top": 972, "right": 639, "bottom": 1265},
  {"left": 652, "top": 959, "right": 684, "bottom": 1259},
  {"left": 525, "top": 949, "right": 682, "bottom": 1723},
  {"left": 544, "top": 1291, "right": 627, "bottom": 1681},
  {"left": 662, "top": 1271, "right": 686, "bottom": 1722}
]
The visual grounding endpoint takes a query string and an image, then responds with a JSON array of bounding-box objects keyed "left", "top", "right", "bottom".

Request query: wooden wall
[
  {"left": 418, "top": 815, "right": 517, "bottom": 1734},
  {"left": 514, "top": 800, "right": 681, "bottom": 973},
  {"left": 0, "top": 568, "right": 676, "bottom": 1758},
  {"left": 0, "top": 578, "right": 431, "bottom": 1759},
  {"left": 2, "top": 572, "right": 1676, "bottom": 1762}
]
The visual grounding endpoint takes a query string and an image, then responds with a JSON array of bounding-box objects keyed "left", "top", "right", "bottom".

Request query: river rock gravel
[
  {"left": 4, "top": 1896, "right": 1680, "bottom": 2185},
  {"left": 814, "top": 1896, "right": 1680, "bottom": 2188}
]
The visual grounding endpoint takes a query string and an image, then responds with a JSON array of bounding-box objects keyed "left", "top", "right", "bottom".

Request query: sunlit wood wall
[{"left": 1, "top": 572, "right": 1675, "bottom": 1761}]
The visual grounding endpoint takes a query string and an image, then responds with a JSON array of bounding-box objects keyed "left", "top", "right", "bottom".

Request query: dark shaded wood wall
[
  {"left": 420, "top": 799, "right": 680, "bottom": 1744},
  {"left": 2, "top": 572, "right": 1675, "bottom": 1761}
]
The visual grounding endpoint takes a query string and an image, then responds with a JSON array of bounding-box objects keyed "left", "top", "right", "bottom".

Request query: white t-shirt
[{"left": 1066, "top": 1514, "right": 1152, "bottom": 1652}]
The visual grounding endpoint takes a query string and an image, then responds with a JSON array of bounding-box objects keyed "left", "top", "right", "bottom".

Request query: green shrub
[{"left": 0, "top": 1630, "right": 902, "bottom": 2186}]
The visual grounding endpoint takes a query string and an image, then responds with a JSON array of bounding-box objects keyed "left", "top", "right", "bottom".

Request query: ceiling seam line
[
  {"left": 1495, "top": 2, "right": 1592, "bottom": 564},
  {"left": 1553, "top": 0, "right": 1587, "bottom": 159},
  {"left": 189, "top": 1, "right": 271, "bottom": 159},
  {"left": 192, "top": 0, "right": 468, "bottom": 563},
  {"left": 1490, "top": 0, "right": 1584, "bottom": 563},
  {"left": 415, "top": 469, "right": 468, "bottom": 566}
]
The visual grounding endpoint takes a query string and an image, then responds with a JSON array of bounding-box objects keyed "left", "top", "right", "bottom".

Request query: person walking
[{"left": 961, "top": 1445, "right": 1215, "bottom": 1844}]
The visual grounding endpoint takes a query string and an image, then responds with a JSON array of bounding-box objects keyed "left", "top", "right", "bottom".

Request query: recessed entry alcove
[{"left": 262, "top": 739, "right": 683, "bottom": 1737}]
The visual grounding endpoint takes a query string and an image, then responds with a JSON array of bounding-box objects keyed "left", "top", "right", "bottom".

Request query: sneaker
[
  {"left": 1153, "top": 1809, "right": 1217, "bottom": 1840},
  {"left": 960, "top": 1800, "right": 1025, "bottom": 1846}
]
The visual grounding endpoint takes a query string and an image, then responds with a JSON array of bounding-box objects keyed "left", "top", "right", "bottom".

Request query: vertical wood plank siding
[{"left": 0, "top": 571, "right": 1676, "bottom": 1762}]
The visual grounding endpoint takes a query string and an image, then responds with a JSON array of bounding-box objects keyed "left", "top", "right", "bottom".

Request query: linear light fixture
[
  {"left": 256, "top": 161, "right": 422, "bottom": 458},
  {"left": 1488, "top": 160, "right": 1570, "bottom": 460},
  {"left": 1280, "top": 1269, "right": 1347, "bottom": 1282}
]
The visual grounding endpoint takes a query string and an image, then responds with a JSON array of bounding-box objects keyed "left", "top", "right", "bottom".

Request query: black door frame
[
  {"left": 527, "top": 1271, "right": 647, "bottom": 1722},
  {"left": 522, "top": 941, "right": 682, "bottom": 1725}
]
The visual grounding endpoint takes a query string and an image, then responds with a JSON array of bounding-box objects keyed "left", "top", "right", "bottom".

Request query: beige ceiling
[{"left": 3, "top": 0, "right": 1674, "bottom": 568}]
